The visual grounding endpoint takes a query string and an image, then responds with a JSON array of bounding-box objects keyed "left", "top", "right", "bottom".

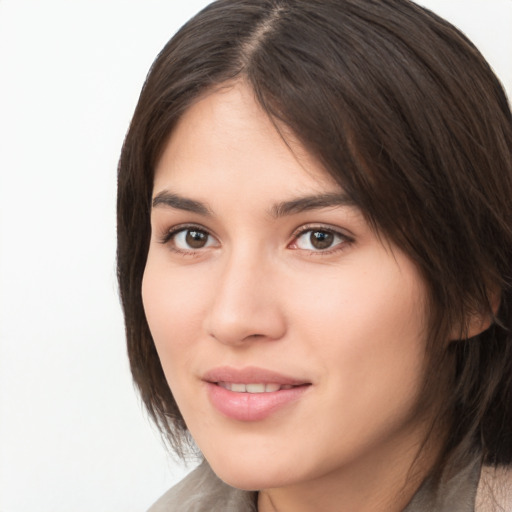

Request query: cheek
[
  {"left": 289, "top": 259, "right": 426, "bottom": 343},
  {"left": 141, "top": 257, "right": 209, "bottom": 364},
  {"left": 287, "top": 255, "right": 428, "bottom": 397}
]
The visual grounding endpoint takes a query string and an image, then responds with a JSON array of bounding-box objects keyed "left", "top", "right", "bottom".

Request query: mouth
[
  {"left": 216, "top": 382, "right": 297, "bottom": 393},
  {"left": 203, "top": 367, "right": 311, "bottom": 421},
  {"left": 202, "top": 365, "right": 310, "bottom": 387}
]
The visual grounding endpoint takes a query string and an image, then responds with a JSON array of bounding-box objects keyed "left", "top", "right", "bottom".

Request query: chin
[{"left": 204, "top": 451, "right": 298, "bottom": 491}]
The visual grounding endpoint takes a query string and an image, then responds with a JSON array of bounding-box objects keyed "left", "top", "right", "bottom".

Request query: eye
[
  {"left": 163, "top": 226, "right": 219, "bottom": 251},
  {"left": 291, "top": 228, "right": 349, "bottom": 252}
]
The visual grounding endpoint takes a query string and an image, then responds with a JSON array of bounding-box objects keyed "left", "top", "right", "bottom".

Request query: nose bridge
[{"left": 205, "top": 244, "right": 285, "bottom": 345}]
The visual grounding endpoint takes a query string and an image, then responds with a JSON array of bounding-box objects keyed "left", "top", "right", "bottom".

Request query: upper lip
[{"left": 202, "top": 366, "right": 310, "bottom": 386}]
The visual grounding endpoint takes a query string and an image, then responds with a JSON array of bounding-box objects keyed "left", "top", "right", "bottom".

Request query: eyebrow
[
  {"left": 269, "top": 193, "right": 356, "bottom": 218},
  {"left": 152, "top": 191, "right": 212, "bottom": 216},
  {"left": 151, "top": 190, "right": 356, "bottom": 217}
]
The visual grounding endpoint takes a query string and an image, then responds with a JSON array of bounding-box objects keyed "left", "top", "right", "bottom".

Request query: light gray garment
[
  {"left": 148, "top": 456, "right": 482, "bottom": 512},
  {"left": 403, "top": 454, "right": 481, "bottom": 512},
  {"left": 148, "top": 461, "right": 257, "bottom": 512}
]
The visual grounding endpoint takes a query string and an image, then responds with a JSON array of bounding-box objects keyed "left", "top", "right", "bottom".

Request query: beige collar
[{"left": 476, "top": 465, "right": 512, "bottom": 512}]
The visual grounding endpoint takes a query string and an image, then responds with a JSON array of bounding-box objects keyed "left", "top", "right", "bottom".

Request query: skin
[{"left": 142, "top": 82, "right": 443, "bottom": 511}]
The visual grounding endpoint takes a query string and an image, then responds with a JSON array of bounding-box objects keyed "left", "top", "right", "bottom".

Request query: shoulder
[
  {"left": 147, "top": 460, "right": 257, "bottom": 512},
  {"left": 476, "top": 465, "right": 512, "bottom": 512}
]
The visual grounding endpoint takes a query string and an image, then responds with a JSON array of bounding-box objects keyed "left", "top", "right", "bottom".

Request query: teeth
[
  {"left": 246, "top": 383, "right": 266, "bottom": 393},
  {"left": 218, "top": 382, "right": 286, "bottom": 393}
]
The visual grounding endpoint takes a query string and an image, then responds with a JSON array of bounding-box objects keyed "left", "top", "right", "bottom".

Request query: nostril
[{"left": 204, "top": 282, "right": 287, "bottom": 345}]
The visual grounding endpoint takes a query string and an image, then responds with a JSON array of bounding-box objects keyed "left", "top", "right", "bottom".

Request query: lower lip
[{"left": 206, "top": 382, "right": 309, "bottom": 422}]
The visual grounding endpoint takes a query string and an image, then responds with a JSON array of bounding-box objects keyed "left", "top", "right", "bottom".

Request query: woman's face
[{"left": 142, "top": 83, "right": 432, "bottom": 493}]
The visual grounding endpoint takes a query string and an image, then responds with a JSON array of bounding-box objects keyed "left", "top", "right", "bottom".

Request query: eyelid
[
  {"left": 288, "top": 224, "right": 354, "bottom": 252},
  {"left": 158, "top": 223, "right": 219, "bottom": 251}
]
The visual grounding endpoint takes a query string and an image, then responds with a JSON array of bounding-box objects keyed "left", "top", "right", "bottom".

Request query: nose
[{"left": 204, "top": 249, "right": 287, "bottom": 346}]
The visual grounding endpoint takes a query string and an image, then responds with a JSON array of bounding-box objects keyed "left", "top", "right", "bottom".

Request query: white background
[{"left": 0, "top": 1, "right": 511, "bottom": 511}]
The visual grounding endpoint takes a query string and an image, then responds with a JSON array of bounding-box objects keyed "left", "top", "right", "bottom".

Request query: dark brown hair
[{"left": 117, "top": 0, "right": 512, "bottom": 475}]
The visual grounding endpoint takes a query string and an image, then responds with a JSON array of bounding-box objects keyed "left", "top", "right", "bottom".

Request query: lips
[
  {"left": 203, "top": 366, "right": 309, "bottom": 386},
  {"left": 203, "top": 366, "right": 311, "bottom": 421}
]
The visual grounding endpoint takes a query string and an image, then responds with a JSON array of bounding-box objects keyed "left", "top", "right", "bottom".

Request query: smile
[
  {"left": 202, "top": 367, "right": 311, "bottom": 421},
  {"left": 217, "top": 382, "right": 295, "bottom": 393}
]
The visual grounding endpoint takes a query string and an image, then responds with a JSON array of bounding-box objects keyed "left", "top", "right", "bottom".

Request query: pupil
[
  {"left": 311, "top": 231, "right": 333, "bottom": 249},
  {"left": 186, "top": 230, "right": 207, "bottom": 248}
]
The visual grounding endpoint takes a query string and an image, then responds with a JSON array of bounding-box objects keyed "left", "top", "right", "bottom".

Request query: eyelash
[
  {"left": 290, "top": 225, "right": 354, "bottom": 255},
  {"left": 158, "top": 223, "right": 354, "bottom": 256},
  {"left": 158, "top": 224, "right": 217, "bottom": 256}
]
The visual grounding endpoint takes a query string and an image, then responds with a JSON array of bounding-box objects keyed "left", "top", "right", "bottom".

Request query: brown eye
[
  {"left": 171, "top": 228, "right": 218, "bottom": 251},
  {"left": 293, "top": 228, "right": 347, "bottom": 252},
  {"left": 310, "top": 231, "right": 334, "bottom": 249},
  {"left": 185, "top": 230, "right": 208, "bottom": 248}
]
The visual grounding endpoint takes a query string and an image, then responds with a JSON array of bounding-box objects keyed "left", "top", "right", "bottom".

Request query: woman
[{"left": 117, "top": 0, "right": 512, "bottom": 510}]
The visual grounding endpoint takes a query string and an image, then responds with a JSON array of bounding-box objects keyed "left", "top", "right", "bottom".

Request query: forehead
[{"left": 153, "top": 82, "right": 342, "bottom": 201}]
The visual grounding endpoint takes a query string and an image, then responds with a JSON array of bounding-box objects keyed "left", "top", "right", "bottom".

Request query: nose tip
[
  {"left": 204, "top": 259, "right": 286, "bottom": 346},
  {"left": 209, "top": 319, "right": 269, "bottom": 346}
]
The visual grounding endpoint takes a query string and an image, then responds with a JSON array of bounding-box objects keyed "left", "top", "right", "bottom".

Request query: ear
[
  {"left": 460, "top": 312, "right": 493, "bottom": 339},
  {"left": 450, "top": 290, "right": 501, "bottom": 340}
]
